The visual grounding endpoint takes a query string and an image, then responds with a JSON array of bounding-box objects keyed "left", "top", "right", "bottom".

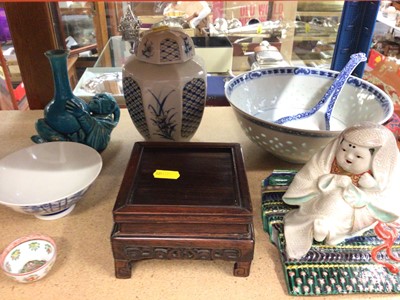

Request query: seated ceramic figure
[
  {"left": 32, "top": 93, "right": 119, "bottom": 152},
  {"left": 283, "top": 122, "right": 400, "bottom": 259},
  {"left": 66, "top": 93, "right": 120, "bottom": 152}
]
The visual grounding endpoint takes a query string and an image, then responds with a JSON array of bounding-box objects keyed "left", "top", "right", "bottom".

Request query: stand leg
[
  {"left": 233, "top": 261, "right": 251, "bottom": 277},
  {"left": 114, "top": 259, "right": 132, "bottom": 279}
]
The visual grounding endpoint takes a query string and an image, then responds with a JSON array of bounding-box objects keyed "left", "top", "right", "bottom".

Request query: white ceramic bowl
[
  {"left": 225, "top": 67, "right": 394, "bottom": 163},
  {"left": 0, "top": 234, "right": 57, "bottom": 283},
  {"left": 0, "top": 142, "right": 102, "bottom": 220}
]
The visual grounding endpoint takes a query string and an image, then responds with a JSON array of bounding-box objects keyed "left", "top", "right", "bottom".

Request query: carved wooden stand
[{"left": 111, "top": 142, "right": 254, "bottom": 278}]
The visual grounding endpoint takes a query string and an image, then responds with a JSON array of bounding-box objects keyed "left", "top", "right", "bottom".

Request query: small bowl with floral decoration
[{"left": 0, "top": 234, "right": 57, "bottom": 283}]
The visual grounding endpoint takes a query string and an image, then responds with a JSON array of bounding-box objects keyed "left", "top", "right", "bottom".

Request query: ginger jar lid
[{"left": 135, "top": 26, "right": 195, "bottom": 64}]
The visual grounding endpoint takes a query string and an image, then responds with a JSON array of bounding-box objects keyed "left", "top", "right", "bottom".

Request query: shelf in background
[
  {"left": 376, "top": 11, "right": 400, "bottom": 32},
  {"left": 296, "top": 11, "right": 342, "bottom": 17}
]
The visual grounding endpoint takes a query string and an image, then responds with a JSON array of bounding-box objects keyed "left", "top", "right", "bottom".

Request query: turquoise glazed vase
[
  {"left": 43, "top": 49, "right": 89, "bottom": 134},
  {"left": 32, "top": 49, "right": 120, "bottom": 152}
]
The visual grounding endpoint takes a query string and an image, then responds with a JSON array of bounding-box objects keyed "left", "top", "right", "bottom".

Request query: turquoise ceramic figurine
[{"left": 32, "top": 49, "right": 120, "bottom": 152}]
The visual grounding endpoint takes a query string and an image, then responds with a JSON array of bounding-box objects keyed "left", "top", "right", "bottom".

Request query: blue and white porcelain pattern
[
  {"left": 0, "top": 142, "right": 102, "bottom": 219},
  {"left": 123, "top": 27, "right": 206, "bottom": 141},
  {"left": 181, "top": 78, "right": 206, "bottom": 138},
  {"left": 20, "top": 187, "right": 89, "bottom": 216},
  {"left": 274, "top": 53, "right": 367, "bottom": 130},
  {"left": 123, "top": 74, "right": 206, "bottom": 141},
  {"left": 123, "top": 77, "right": 150, "bottom": 139},
  {"left": 135, "top": 27, "right": 196, "bottom": 65},
  {"left": 160, "top": 38, "right": 180, "bottom": 62},
  {"left": 225, "top": 66, "right": 394, "bottom": 163}
]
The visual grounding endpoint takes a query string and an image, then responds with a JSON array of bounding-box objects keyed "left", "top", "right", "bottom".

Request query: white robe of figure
[{"left": 283, "top": 123, "right": 400, "bottom": 259}]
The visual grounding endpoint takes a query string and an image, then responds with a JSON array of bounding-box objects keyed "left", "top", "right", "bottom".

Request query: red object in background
[
  {"left": 211, "top": 1, "right": 224, "bottom": 20},
  {"left": 371, "top": 222, "right": 400, "bottom": 274},
  {"left": 368, "top": 49, "right": 385, "bottom": 69},
  {"left": 13, "top": 82, "right": 25, "bottom": 103}
]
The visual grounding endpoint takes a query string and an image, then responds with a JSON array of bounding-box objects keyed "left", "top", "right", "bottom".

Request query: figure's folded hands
[
  {"left": 335, "top": 174, "right": 352, "bottom": 188},
  {"left": 317, "top": 174, "right": 351, "bottom": 192},
  {"left": 358, "top": 173, "right": 378, "bottom": 189}
]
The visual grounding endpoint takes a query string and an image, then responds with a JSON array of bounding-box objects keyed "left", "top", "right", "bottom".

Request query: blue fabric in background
[
  {"left": 206, "top": 75, "right": 232, "bottom": 106},
  {"left": 331, "top": 1, "right": 381, "bottom": 78}
]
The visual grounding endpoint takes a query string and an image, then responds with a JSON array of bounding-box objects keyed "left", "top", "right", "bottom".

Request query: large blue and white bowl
[
  {"left": 0, "top": 142, "right": 102, "bottom": 220},
  {"left": 225, "top": 67, "right": 394, "bottom": 163}
]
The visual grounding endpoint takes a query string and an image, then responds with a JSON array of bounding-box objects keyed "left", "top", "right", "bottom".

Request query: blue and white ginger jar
[{"left": 123, "top": 26, "right": 207, "bottom": 141}]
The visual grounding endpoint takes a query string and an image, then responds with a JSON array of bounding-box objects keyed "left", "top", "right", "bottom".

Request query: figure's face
[{"left": 335, "top": 138, "right": 373, "bottom": 174}]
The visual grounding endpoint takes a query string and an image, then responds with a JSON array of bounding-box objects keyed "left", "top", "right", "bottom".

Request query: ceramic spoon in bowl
[{"left": 274, "top": 52, "right": 367, "bottom": 130}]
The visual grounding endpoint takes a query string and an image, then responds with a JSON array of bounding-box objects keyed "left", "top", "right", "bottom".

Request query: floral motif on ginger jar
[{"left": 123, "top": 26, "right": 207, "bottom": 141}]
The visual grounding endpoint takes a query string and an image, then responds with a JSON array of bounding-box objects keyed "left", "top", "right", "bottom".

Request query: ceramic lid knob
[{"left": 136, "top": 26, "right": 195, "bottom": 64}]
